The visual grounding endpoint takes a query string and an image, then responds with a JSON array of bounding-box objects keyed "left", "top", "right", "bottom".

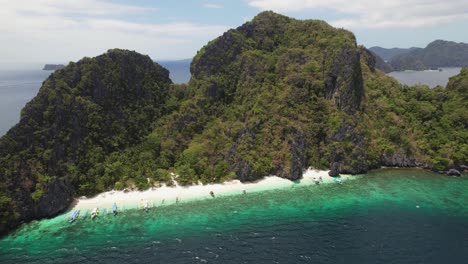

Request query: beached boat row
[
  {"left": 68, "top": 201, "right": 149, "bottom": 223},
  {"left": 67, "top": 177, "right": 344, "bottom": 223}
]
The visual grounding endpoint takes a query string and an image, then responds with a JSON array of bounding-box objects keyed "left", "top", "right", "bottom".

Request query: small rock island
[{"left": 42, "top": 64, "right": 65, "bottom": 71}]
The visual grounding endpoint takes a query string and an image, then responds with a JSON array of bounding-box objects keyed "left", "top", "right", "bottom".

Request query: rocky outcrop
[
  {"left": 326, "top": 45, "right": 364, "bottom": 114},
  {"left": 381, "top": 150, "right": 427, "bottom": 168},
  {"left": 446, "top": 169, "right": 461, "bottom": 177},
  {"left": 32, "top": 178, "right": 75, "bottom": 219},
  {"left": 329, "top": 162, "right": 340, "bottom": 176},
  {"left": 277, "top": 127, "right": 306, "bottom": 181},
  {"left": 328, "top": 120, "right": 370, "bottom": 176}
]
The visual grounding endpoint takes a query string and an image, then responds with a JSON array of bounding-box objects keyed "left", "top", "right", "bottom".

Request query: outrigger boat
[
  {"left": 69, "top": 210, "right": 80, "bottom": 223},
  {"left": 90, "top": 207, "right": 99, "bottom": 220},
  {"left": 142, "top": 199, "right": 149, "bottom": 212},
  {"left": 112, "top": 202, "right": 118, "bottom": 216}
]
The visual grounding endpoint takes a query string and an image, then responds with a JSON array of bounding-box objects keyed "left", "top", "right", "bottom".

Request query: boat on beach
[
  {"left": 90, "top": 208, "right": 99, "bottom": 220},
  {"left": 112, "top": 202, "right": 118, "bottom": 216},
  {"left": 142, "top": 199, "right": 149, "bottom": 212},
  {"left": 69, "top": 210, "right": 80, "bottom": 223}
]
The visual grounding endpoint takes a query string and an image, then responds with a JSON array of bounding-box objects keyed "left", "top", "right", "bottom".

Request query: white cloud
[
  {"left": 204, "top": 3, "right": 224, "bottom": 9},
  {"left": 6, "top": 0, "right": 151, "bottom": 17},
  {"left": 247, "top": 0, "right": 468, "bottom": 28},
  {"left": 0, "top": 0, "right": 229, "bottom": 64}
]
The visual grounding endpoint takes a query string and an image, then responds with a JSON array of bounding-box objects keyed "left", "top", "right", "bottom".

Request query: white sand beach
[{"left": 70, "top": 168, "right": 355, "bottom": 212}]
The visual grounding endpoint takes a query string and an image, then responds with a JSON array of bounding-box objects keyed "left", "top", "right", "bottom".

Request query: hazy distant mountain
[
  {"left": 369, "top": 46, "right": 419, "bottom": 61},
  {"left": 157, "top": 59, "right": 191, "bottom": 84},
  {"left": 370, "top": 51, "right": 393, "bottom": 73},
  {"left": 389, "top": 40, "right": 468, "bottom": 71}
]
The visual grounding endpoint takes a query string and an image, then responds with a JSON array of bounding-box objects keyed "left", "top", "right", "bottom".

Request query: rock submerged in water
[{"left": 446, "top": 169, "right": 461, "bottom": 177}]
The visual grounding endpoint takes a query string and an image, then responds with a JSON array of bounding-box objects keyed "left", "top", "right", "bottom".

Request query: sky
[{"left": 2, "top": 0, "right": 468, "bottom": 67}]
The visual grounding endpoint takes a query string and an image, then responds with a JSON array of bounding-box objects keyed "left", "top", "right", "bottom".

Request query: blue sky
[{"left": 2, "top": 0, "right": 468, "bottom": 66}]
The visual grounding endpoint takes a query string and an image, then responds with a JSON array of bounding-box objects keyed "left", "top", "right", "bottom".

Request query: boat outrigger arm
[{"left": 69, "top": 210, "right": 80, "bottom": 223}]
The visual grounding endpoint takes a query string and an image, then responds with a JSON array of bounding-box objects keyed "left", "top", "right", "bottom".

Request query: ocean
[
  {"left": 0, "top": 69, "right": 51, "bottom": 136},
  {"left": 388, "top": 67, "right": 462, "bottom": 87},
  {"left": 1, "top": 168, "right": 467, "bottom": 263},
  {"left": 158, "top": 59, "right": 191, "bottom": 84}
]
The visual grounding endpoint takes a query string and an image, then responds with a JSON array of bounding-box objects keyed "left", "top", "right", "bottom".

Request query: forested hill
[
  {"left": 0, "top": 12, "right": 466, "bottom": 236},
  {"left": 389, "top": 40, "right": 468, "bottom": 71},
  {"left": 0, "top": 49, "right": 173, "bottom": 234}
]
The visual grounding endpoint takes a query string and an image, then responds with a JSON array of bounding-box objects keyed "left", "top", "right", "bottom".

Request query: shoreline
[{"left": 69, "top": 169, "right": 355, "bottom": 213}]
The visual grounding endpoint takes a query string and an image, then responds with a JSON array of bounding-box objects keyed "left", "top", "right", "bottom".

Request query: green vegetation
[
  {"left": 0, "top": 49, "right": 173, "bottom": 233},
  {"left": 359, "top": 63, "right": 467, "bottom": 171},
  {"left": 0, "top": 12, "right": 466, "bottom": 235},
  {"left": 110, "top": 11, "right": 364, "bottom": 184}
]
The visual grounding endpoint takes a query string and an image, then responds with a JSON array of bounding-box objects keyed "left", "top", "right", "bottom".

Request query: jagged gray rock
[{"left": 446, "top": 169, "right": 461, "bottom": 177}]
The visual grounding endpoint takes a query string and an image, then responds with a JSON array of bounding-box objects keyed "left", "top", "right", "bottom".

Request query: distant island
[
  {"left": 370, "top": 40, "right": 468, "bottom": 72},
  {"left": 42, "top": 64, "right": 65, "bottom": 71}
]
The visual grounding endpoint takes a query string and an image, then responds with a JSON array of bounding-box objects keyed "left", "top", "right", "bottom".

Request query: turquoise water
[{"left": 1, "top": 168, "right": 467, "bottom": 263}]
